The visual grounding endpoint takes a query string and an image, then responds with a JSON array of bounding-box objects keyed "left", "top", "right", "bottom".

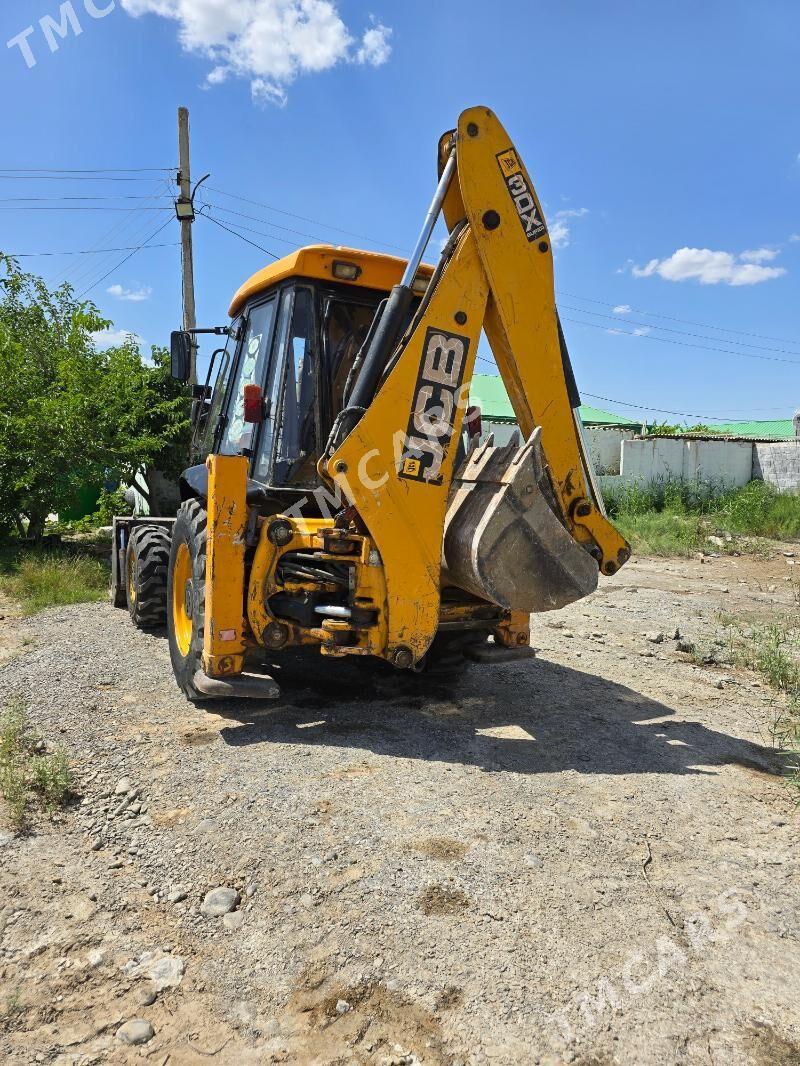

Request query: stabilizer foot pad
[
  {"left": 192, "top": 670, "right": 281, "bottom": 699},
  {"left": 464, "top": 644, "right": 537, "bottom": 664}
]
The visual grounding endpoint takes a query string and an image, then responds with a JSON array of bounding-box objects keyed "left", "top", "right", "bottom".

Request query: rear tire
[
  {"left": 125, "top": 526, "right": 171, "bottom": 629},
  {"left": 166, "top": 500, "right": 207, "bottom": 700}
]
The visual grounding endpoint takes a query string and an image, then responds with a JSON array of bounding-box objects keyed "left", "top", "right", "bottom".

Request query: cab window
[
  {"left": 273, "top": 288, "right": 318, "bottom": 488},
  {"left": 219, "top": 298, "right": 276, "bottom": 455},
  {"left": 324, "top": 299, "right": 377, "bottom": 419},
  {"left": 199, "top": 320, "right": 239, "bottom": 458}
]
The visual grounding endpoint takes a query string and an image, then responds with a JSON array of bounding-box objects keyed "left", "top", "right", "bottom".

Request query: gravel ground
[{"left": 0, "top": 551, "right": 798, "bottom": 1065}]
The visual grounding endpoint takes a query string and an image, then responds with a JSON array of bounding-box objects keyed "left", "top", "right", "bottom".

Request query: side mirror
[{"left": 170, "top": 330, "right": 192, "bottom": 382}]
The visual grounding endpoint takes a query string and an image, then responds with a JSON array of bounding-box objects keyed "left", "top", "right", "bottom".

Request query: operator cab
[{"left": 172, "top": 245, "right": 432, "bottom": 515}]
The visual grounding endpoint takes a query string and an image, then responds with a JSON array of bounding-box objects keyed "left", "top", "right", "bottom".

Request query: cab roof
[{"left": 228, "top": 244, "right": 434, "bottom": 317}]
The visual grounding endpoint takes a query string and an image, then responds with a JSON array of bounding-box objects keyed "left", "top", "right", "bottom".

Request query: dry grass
[
  {"left": 0, "top": 704, "right": 73, "bottom": 828},
  {"left": 606, "top": 479, "right": 800, "bottom": 557},
  {"left": 0, "top": 549, "right": 107, "bottom": 614},
  {"left": 714, "top": 616, "right": 800, "bottom": 794}
]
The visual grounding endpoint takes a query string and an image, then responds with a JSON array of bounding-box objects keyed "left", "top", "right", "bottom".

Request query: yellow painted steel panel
[{"left": 203, "top": 454, "right": 248, "bottom": 676}]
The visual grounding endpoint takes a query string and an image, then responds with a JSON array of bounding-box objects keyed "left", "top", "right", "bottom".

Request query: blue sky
[{"left": 1, "top": 0, "right": 798, "bottom": 424}]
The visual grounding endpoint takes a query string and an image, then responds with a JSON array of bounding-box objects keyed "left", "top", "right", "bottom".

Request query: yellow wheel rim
[
  {"left": 127, "top": 547, "right": 136, "bottom": 604},
  {"left": 172, "top": 542, "right": 193, "bottom": 657}
]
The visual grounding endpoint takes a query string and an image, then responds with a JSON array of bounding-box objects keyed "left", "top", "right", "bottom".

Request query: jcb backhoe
[{"left": 110, "top": 107, "right": 630, "bottom": 700}]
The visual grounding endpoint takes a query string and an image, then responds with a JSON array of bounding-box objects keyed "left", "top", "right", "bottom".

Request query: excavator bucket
[{"left": 443, "top": 428, "right": 600, "bottom": 612}]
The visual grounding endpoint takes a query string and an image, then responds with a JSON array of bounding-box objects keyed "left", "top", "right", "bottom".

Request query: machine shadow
[{"left": 211, "top": 653, "right": 782, "bottom": 780}]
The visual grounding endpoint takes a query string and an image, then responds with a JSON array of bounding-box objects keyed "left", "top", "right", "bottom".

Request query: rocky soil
[{"left": 0, "top": 551, "right": 798, "bottom": 1065}]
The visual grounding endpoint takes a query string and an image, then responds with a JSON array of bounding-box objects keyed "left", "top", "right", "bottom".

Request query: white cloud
[
  {"left": 632, "top": 246, "right": 786, "bottom": 286},
  {"left": 612, "top": 304, "right": 631, "bottom": 314},
  {"left": 739, "top": 247, "right": 779, "bottom": 263},
  {"left": 789, "top": 234, "right": 800, "bottom": 243},
  {"left": 550, "top": 219, "right": 569, "bottom": 249},
  {"left": 120, "top": 0, "right": 392, "bottom": 105},
  {"left": 606, "top": 325, "right": 649, "bottom": 338},
  {"left": 356, "top": 19, "right": 391, "bottom": 65},
  {"left": 92, "top": 328, "right": 144, "bottom": 349},
  {"left": 107, "top": 283, "right": 152, "bottom": 302},
  {"left": 550, "top": 207, "right": 588, "bottom": 250}
]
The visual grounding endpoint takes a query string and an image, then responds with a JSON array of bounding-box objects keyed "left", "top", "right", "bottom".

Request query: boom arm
[
  {"left": 439, "top": 107, "right": 628, "bottom": 564},
  {"left": 323, "top": 106, "right": 629, "bottom": 667}
]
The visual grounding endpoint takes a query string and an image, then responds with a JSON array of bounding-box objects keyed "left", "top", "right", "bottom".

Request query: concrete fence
[
  {"left": 606, "top": 436, "right": 800, "bottom": 493},
  {"left": 482, "top": 422, "right": 800, "bottom": 493},
  {"left": 621, "top": 437, "right": 755, "bottom": 487},
  {"left": 585, "top": 426, "right": 631, "bottom": 475}
]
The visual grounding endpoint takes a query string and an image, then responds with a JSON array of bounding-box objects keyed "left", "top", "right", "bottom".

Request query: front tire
[
  {"left": 167, "top": 500, "right": 207, "bottom": 700},
  {"left": 125, "top": 526, "right": 171, "bottom": 628}
]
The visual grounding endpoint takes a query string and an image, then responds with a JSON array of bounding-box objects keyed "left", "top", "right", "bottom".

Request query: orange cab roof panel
[{"left": 228, "top": 244, "right": 433, "bottom": 317}]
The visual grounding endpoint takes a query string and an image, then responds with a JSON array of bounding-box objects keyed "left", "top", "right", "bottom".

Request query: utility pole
[{"left": 176, "top": 106, "right": 197, "bottom": 384}]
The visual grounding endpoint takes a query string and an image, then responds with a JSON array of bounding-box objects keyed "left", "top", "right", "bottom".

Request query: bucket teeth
[{"left": 443, "top": 428, "right": 599, "bottom": 612}]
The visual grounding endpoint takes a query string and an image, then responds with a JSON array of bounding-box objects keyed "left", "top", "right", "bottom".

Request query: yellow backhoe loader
[{"left": 110, "top": 106, "right": 630, "bottom": 699}]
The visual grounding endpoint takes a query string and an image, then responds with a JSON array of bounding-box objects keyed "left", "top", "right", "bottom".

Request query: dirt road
[{"left": 0, "top": 551, "right": 798, "bottom": 1065}]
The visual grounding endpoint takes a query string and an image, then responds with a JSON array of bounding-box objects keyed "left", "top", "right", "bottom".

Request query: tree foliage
[
  {"left": 646, "top": 421, "right": 719, "bottom": 436},
  {"left": 0, "top": 255, "right": 191, "bottom": 539}
]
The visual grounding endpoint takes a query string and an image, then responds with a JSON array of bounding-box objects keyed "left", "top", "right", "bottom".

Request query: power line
[
  {"left": 8, "top": 167, "right": 790, "bottom": 365},
  {"left": 205, "top": 184, "right": 409, "bottom": 253},
  {"left": 66, "top": 210, "right": 168, "bottom": 290},
  {"left": 560, "top": 315, "right": 800, "bottom": 366},
  {"left": 52, "top": 178, "right": 174, "bottom": 289},
  {"left": 76, "top": 217, "right": 173, "bottom": 299},
  {"left": 579, "top": 392, "right": 781, "bottom": 424},
  {"left": 176, "top": 181, "right": 800, "bottom": 352},
  {"left": 0, "top": 174, "right": 173, "bottom": 183},
  {"left": 199, "top": 212, "right": 279, "bottom": 260},
  {"left": 59, "top": 199, "right": 169, "bottom": 290},
  {"left": 0, "top": 167, "right": 174, "bottom": 174},
  {"left": 205, "top": 187, "right": 800, "bottom": 349},
  {"left": 201, "top": 206, "right": 317, "bottom": 249},
  {"left": 471, "top": 357, "right": 792, "bottom": 419},
  {"left": 558, "top": 303, "right": 800, "bottom": 356},
  {"left": 0, "top": 206, "right": 173, "bottom": 212},
  {"left": 203, "top": 201, "right": 345, "bottom": 247},
  {"left": 6, "top": 243, "right": 179, "bottom": 257},
  {"left": 0, "top": 195, "right": 173, "bottom": 203},
  {"left": 557, "top": 290, "right": 800, "bottom": 347}
]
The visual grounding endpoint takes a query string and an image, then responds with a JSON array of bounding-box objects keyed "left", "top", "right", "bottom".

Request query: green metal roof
[
  {"left": 468, "top": 374, "right": 642, "bottom": 429},
  {"left": 467, "top": 374, "right": 516, "bottom": 420},
  {"left": 578, "top": 404, "right": 643, "bottom": 428},
  {"left": 701, "top": 419, "right": 794, "bottom": 439},
  {"left": 468, "top": 376, "right": 795, "bottom": 439}
]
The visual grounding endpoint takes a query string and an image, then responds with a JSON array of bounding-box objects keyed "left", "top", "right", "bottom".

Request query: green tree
[
  {"left": 0, "top": 255, "right": 190, "bottom": 540},
  {"left": 646, "top": 422, "right": 719, "bottom": 436}
]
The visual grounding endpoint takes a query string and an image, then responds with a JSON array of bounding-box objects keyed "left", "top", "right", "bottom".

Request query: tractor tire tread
[
  {"left": 126, "top": 526, "right": 171, "bottom": 630},
  {"left": 167, "top": 500, "right": 208, "bottom": 702}
]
